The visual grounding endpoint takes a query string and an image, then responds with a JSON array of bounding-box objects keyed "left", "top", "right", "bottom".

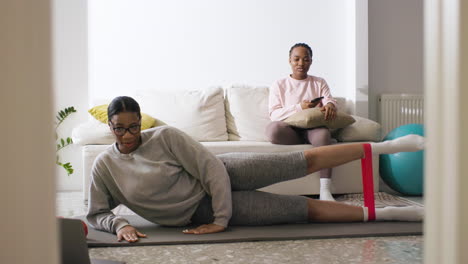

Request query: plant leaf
[{"left": 56, "top": 106, "right": 77, "bottom": 176}]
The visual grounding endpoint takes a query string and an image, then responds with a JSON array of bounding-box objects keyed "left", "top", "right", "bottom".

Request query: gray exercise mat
[{"left": 76, "top": 215, "right": 423, "bottom": 247}]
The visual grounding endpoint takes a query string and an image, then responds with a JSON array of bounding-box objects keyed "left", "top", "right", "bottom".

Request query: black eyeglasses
[{"left": 109, "top": 122, "right": 141, "bottom": 136}]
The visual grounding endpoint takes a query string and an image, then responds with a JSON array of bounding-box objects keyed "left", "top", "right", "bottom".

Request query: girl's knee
[
  {"left": 307, "top": 128, "right": 332, "bottom": 146},
  {"left": 265, "top": 121, "right": 301, "bottom": 144}
]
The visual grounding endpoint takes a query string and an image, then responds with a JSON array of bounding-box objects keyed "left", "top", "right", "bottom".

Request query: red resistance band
[{"left": 361, "top": 143, "right": 376, "bottom": 221}]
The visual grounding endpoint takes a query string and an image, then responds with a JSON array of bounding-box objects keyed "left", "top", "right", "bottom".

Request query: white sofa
[{"left": 73, "top": 85, "right": 382, "bottom": 202}]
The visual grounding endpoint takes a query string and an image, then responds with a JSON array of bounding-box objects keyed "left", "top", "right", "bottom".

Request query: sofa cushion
[
  {"left": 225, "top": 85, "right": 271, "bottom": 141},
  {"left": 284, "top": 108, "right": 356, "bottom": 129},
  {"left": 72, "top": 118, "right": 115, "bottom": 145},
  {"left": 333, "top": 115, "right": 382, "bottom": 142},
  {"left": 135, "top": 87, "right": 228, "bottom": 141},
  {"left": 88, "top": 104, "right": 164, "bottom": 130}
]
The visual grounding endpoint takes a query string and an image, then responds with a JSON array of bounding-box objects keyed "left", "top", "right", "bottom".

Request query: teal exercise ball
[{"left": 379, "top": 124, "right": 424, "bottom": 195}]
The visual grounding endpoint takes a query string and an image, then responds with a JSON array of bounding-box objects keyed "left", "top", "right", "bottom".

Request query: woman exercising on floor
[{"left": 87, "top": 96, "right": 424, "bottom": 243}]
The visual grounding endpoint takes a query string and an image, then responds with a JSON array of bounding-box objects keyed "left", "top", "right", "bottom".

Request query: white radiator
[{"left": 378, "top": 94, "right": 424, "bottom": 137}]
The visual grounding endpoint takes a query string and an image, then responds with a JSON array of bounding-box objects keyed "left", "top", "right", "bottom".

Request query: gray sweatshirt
[{"left": 86, "top": 126, "right": 232, "bottom": 233}]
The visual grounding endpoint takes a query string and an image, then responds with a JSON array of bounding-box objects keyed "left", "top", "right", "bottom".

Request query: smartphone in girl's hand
[{"left": 310, "top": 96, "right": 324, "bottom": 103}]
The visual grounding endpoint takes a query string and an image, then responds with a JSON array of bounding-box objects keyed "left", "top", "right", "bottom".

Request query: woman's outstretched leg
[
  {"left": 218, "top": 134, "right": 425, "bottom": 190},
  {"left": 192, "top": 192, "right": 423, "bottom": 225},
  {"left": 307, "top": 198, "right": 363, "bottom": 222},
  {"left": 304, "top": 143, "right": 364, "bottom": 174},
  {"left": 304, "top": 134, "right": 425, "bottom": 222},
  {"left": 304, "top": 134, "right": 425, "bottom": 174},
  {"left": 307, "top": 198, "right": 424, "bottom": 222}
]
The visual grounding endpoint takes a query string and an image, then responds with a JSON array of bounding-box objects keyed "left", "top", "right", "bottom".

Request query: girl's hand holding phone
[{"left": 301, "top": 97, "right": 324, "bottom": 109}]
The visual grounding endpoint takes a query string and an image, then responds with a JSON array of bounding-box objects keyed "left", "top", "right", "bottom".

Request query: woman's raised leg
[
  {"left": 304, "top": 134, "right": 425, "bottom": 174},
  {"left": 218, "top": 134, "right": 425, "bottom": 190},
  {"left": 304, "top": 143, "right": 364, "bottom": 174}
]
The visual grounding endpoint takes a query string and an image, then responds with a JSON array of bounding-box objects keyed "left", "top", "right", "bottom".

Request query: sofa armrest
[{"left": 333, "top": 116, "right": 382, "bottom": 142}]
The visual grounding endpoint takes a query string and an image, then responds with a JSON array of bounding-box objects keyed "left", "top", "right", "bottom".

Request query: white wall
[
  {"left": 88, "top": 0, "right": 363, "bottom": 105},
  {"left": 53, "top": 0, "right": 88, "bottom": 190},
  {"left": 348, "top": 0, "right": 369, "bottom": 117},
  {"left": 368, "top": 0, "right": 424, "bottom": 121}
]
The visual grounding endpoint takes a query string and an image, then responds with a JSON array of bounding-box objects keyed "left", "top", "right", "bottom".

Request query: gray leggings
[{"left": 191, "top": 152, "right": 310, "bottom": 226}]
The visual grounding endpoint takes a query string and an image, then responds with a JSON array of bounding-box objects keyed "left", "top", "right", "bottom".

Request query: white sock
[
  {"left": 374, "top": 206, "right": 424, "bottom": 221},
  {"left": 370, "top": 134, "right": 425, "bottom": 155},
  {"left": 319, "top": 178, "right": 335, "bottom": 201},
  {"left": 362, "top": 207, "right": 369, "bottom": 222}
]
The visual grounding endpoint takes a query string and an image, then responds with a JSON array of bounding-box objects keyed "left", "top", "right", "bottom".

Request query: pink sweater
[{"left": 268, "top": 75, "right": 337, "bottom": 121}]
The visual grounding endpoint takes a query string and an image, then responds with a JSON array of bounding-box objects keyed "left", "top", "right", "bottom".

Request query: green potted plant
[{"left": 55, "top": 106, "right": 76, "bottom": 175}]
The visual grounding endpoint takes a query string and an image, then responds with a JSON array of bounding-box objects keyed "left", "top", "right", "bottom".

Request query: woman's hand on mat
[
  {"left": 182, "top": 223, "right": 225, "bottom": 235},
  {"left": 117, "top": 225, "right": 147, "bottom": 242}
]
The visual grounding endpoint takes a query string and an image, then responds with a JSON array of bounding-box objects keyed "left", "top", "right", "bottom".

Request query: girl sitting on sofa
[
  {"left": 87, "top": 96, "right": 424, "bottom": 243},
  {"left": 266, "top": 43, "right": 338, "bottom": 201}
]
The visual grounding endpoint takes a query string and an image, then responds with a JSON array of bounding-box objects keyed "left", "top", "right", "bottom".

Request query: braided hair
[{"left": 289, "top": 43, "right": 313, "bottom": 58}]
